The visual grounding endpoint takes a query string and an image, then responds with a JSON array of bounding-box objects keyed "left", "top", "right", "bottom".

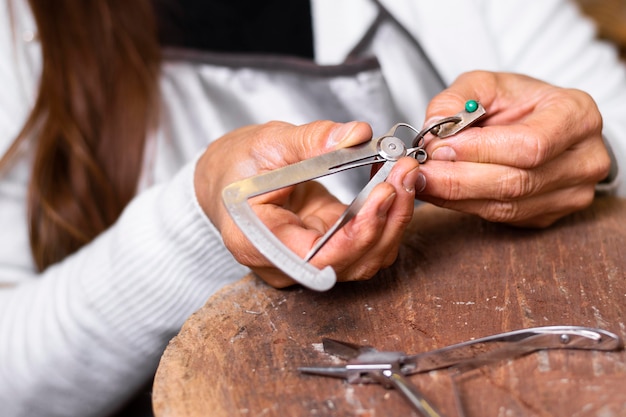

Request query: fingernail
[
  {"left": 431, "top": 146, "right": 457, "bottom": 161},
  {"left": 402, "top": 166, "right": 420, "bottom": 193},
  {"left": 416, "top": 173, "right": 426, "bottom": 193},
  {"left": 378, "top": 192, "right": 396, "bottom": 217},
  {"left": 327, "top": 122, "right": 358, "bottom": 147}
]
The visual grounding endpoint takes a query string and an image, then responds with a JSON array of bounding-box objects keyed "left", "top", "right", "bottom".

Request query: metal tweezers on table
[
  {"left": 298, "top": 325, "right": 624, "bottom": 417},
  {"left": 222, "top": 101, "right": 486, "bottom": 291}
]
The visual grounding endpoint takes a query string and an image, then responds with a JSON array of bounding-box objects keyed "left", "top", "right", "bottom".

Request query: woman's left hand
[{"left": 417, "top": 71, "right": 611, "bottom": 227}]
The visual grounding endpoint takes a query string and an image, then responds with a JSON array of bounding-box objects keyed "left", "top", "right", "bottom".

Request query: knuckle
[
  {"left": 389, "top": 208, "right": 415, "bottom": 229},
  {"left": 568, "top": 88, "right": 601, "bottom": 117},
  {"left": 222, "top": 225, "right": 266, "bottom": 267},
  {"left": 437, "top": 172, "right": 464, "bottom": 201},
  {"left": 349, "top": 262, "right": 381, "bottom": 282},
  {"left": 382, "top": 249, "right": 400, "bottom": 268},
  {"left": 351, "top": 223, "right": 378, "bottom": 249},
  {"left": 481, "top": 200, "right": 519, "bottom": 223},
  {"left": 513, "top": 126, "right": 550, "bottom": 169},
  {"left": 527, "top": 132, "right": 550, "bottom": 169},
  {"left": 256, "top": 271, "right": 295, "bottom": 289},
  {"left": 589, "top": 145, "right": 612, "bottom": 182},
  {"left": 497, "top": 169, "right": 535, "bottom": 200},
  {"left": 458, "top": 70, "right": 497, "bottom": 88},
  {"left": 570, "top": 187, "right": 595, "bottom": 211}
]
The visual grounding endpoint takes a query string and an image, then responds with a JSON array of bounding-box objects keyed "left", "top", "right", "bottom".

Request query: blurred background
[{"left": 575, "top": 0, "right": 626, "bottom": 60}]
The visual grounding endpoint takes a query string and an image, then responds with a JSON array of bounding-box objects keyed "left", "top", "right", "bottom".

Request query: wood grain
[{"left": 153, "top": 197, "right": 626, "bottom": 417}]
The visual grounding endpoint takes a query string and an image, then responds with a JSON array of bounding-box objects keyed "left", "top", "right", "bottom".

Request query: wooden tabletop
[{"left": 153, "top": 196, "right": 626, "bottom": 417}]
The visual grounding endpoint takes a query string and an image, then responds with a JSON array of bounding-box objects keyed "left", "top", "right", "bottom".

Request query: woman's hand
[
  {"left": 194, "top": 120, "right": 421, "bottom": 288},
  {"left": 418, "top": 71, "right": 611, "bottom": 227}
]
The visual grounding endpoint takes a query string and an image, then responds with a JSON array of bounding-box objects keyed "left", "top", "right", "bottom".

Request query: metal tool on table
[
  {"left": 298, "top": 325, "right": 623, "bottom": 417},
  {"left": 222, "top": 101, "right": 486, "bottom": 291}
]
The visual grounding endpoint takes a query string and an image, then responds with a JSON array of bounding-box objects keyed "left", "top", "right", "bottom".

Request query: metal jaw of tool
[
  {"left": 298, "top": 326, "right": 623, "bottom": 417},
  {"left": 222, "top": 101, "right": 486, "bottom": 291}
]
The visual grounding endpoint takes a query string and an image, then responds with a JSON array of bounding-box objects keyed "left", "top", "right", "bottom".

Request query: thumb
[
  {"left": 326, "top": 121, "right": 373, "bottom": 149},
  {"left": 285, "top": 121, "right": 373, "bottom": 162},
  {"left": 423, "top": 71, "right": 497, "bottom": 127}
]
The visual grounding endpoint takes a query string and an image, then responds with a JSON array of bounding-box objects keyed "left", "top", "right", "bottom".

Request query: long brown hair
[{"left": 2, "top": 0, "right": 161, "bottom": 271}]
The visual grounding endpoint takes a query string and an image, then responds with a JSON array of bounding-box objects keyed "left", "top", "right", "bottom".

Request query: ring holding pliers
[{"left": 298, "top": 326, "right": 623, "bottom": 417}]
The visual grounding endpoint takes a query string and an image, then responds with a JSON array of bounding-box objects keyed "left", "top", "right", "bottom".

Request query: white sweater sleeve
[
  {"left": 0, "top": 4, "right": 247, "bottom": 415},
  {"left": 0, "top": 158, "right": 248, "bottom": 417}
]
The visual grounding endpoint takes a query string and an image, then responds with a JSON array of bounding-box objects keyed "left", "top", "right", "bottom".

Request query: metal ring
[
  {"left": 415, "top": 149, "right": 428, "bottom": 164},
  {"left": 411, "top": 116, "right": 462, "bottom": 148}
]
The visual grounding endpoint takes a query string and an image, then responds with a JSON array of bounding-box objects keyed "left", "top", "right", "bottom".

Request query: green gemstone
[{"left": 465, "top": 100, "right": 479, "bottom": 113}]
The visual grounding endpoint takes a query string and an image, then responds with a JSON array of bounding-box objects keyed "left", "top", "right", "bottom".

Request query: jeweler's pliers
[
  {"left": 298, "top": 326, "right": 623, "bottom": 417},
  {"left": 222, "top": 101, "right": 486, "bottom": 291}
]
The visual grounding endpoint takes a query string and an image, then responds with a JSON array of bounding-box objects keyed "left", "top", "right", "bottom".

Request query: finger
[
  {"left": 232, "top": 120, "right": 372, "bottom": 176},
  {"left": 251, "top": 180, "right": 399, "bottom": 283},
  {"left": 279, "top": 120, "right": 373, "bottom": 162},
  {"left": 223, "top": 201, "right": 325, "bottom": 289},
  {"left": 419, "top": 184, "right": 595, "bottom": 228},
  {"left": 421, "top": 135, "right": 608, "bottom": 203},
  {"left": 352, "top": 159, "right": 421, "bottom": 274},
  {"left": 319, "top": 158, "right": 420, "bottom": 281},
  {"left": 247, "top": 181, "right": 394, "bottom": 287},
  {"left": 428, "top": 93, "right": 602, "bottom": 169},
  {"left": 424, "top": 72, "right": 603, "bottom": 169},
  {"left": 230, "top": 159, "right": 419, "bottom": 286},
  {"left": 424, "top": 71, "right": 542, "bottom": 125},
  {"left": 425, "top": 72, "right": 494, "bottom": 124},
  {"left": 221, "top": 204, "right": 308, "bottom": 264},
  {"left": 250, "top": 265, "right": 298, "bottom": 289},
  {"left": 299, "top": 182, "right": 394, "bottom": 277},
  {"left": 223, "top": 182, "right": 338, "bottom": 267}
]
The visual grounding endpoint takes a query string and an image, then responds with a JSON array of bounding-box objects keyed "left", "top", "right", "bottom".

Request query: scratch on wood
[{"left": 536, "top": 350, "right": 551, "bottom": 372}]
